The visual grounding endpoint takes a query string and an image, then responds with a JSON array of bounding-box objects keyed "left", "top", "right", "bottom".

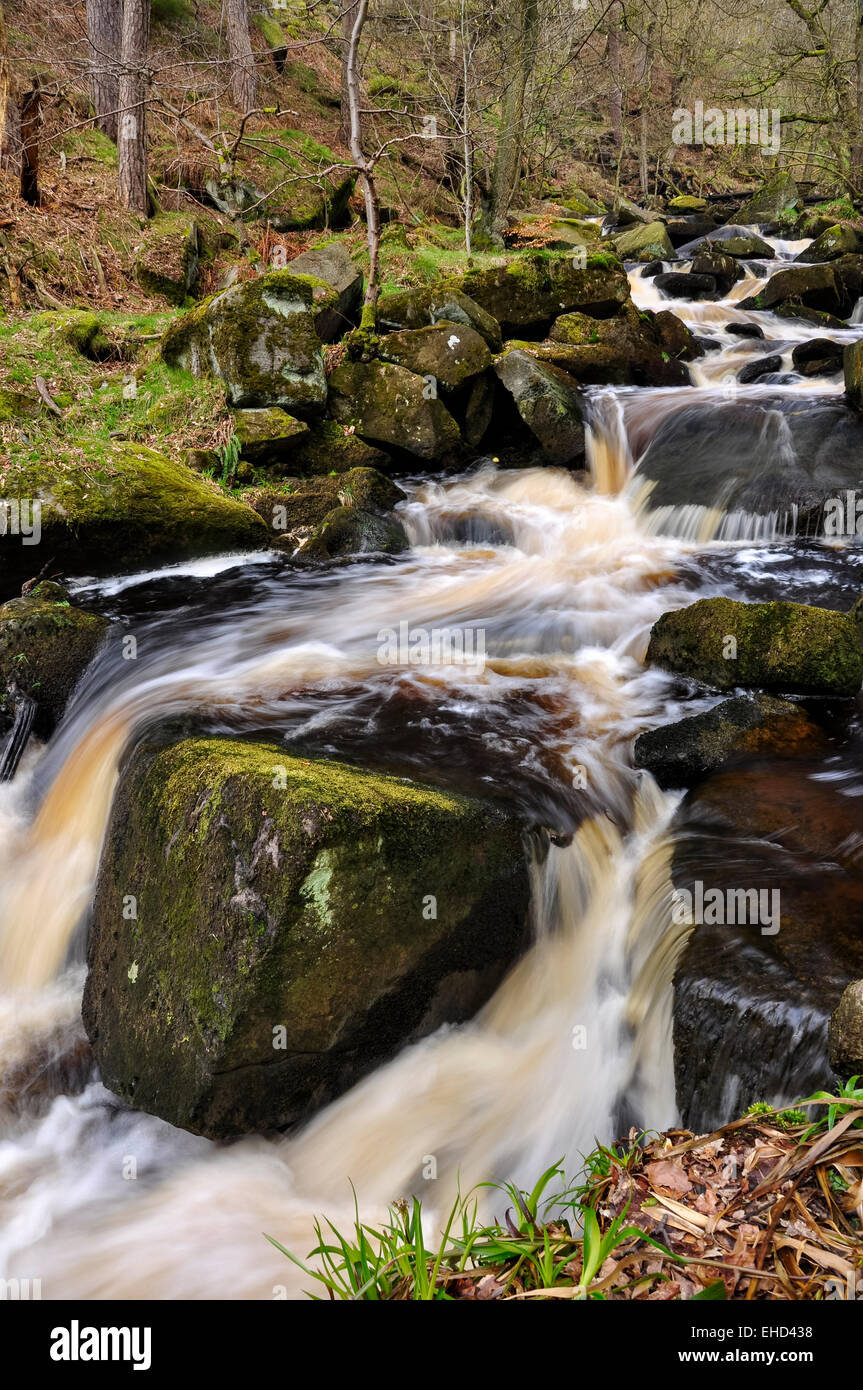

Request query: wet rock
[
  {"left": 612, "top": 221, "right": 675, "bottom": 262},
  {"left": 0, "top": 582, "right": 110, "bottom": 735},
  {"left": 303, "top": 505, "right": 409, "bottom": 558},
  {"left": 672, "top": 758, "right": 863, "bottom": 1128},
  {"left": 633, "top": 693, "right": 824, "bottom": 789},
  {"left": 493, "top": 349, "right": 586, "bottom": 464},
  {"left": 610, "top": 197, "right": 657, "bottom": 225},
  {"left": 328, "top": 360, "right": 462, "bottom": 463},
  {"left": 287, "top": 241, "right": 363, "bottom": 340},
  {"left": 795, "top": 224, "right": 861, "bottom": 264},
  {"left": 161, "top": 271, "right": 329, "bottom": 413},
  {"left": 740, "top": 261, "right": 858, "bottom": 320},
  {"left": 232, "top": 408, "right": 310, "bottom": 466},
  {"left": 687, "top": 250, "right": 743, "bottom": 295},
  {"left": 828, "top": 980, "right": 863, "bottom": 1080},
  {"left": 665, "top": 214, "right": 719, "bottom": 246},
  {"left": 530, "top": 306, "right": 691, "bottom": 386},
  {"left": 377, "top": 322, "right": 492, "bottom": 392},
  {"left": 459, "top": 252, "right": 630, "bottom": 337},
  {"left": 726, "top": 322, "right": 764, "bottom": 339},
  {"left": 282, "top": 419, "right": 392, "bottom": 476},
  {"left": 652, "top": 309, "right": 704, "bottom": 362},
  {"left": 250, "top": 468, "right": 404, "bottom": 550},
  {"left": 135, "top": 215, "right": 200, "bottom": 305},
  {"left": 737, "top": 353, "right": 783, "bottom": 384},
  {"left": 0, "top": 444, "right": 267, "bottom": 599},
  {"left": 646, "top": 596, "right": 863, "bottom": 696},
  {"left": 679, "top": 226, "right": 776, "bottom": 259},
  {"left": 654, "top": 271, "right": 717, "bottom": 300},
  {"left": 376, "top": 286, "right": 502, "bottom": 352},
  {"left": 463, "top": 372, "right": 495, "bottom": 446},
  {"left": 733, "top": 172, "right": 799, "bottom": 226},
  {"left": 791, "top": 338, "right": 842, "bottom": 377},
  {"left": 82, "top": 738, "right": 531, "bottom": 1137},
  {"left": 844, "top": 339, "right": 863, "bottom": 411}
]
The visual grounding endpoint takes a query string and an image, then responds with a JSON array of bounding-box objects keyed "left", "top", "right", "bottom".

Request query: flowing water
[{"left": 0, "top": 234, "right": 861, "bottom": 1297}]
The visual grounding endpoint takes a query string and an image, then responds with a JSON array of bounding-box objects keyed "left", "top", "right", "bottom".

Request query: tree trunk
[
  {"left": 224, "top": 0, "right": 257, "bottom": 114},
  {"left": 86, "top": 0, "right": 122, "bottom": 142},
  {"left": 346, "top": 0, "right": 380, "bottom": 319},
  {"left": 608, "top": 3, "right": 623, "bottom": 147},
  {"left": 117, "top": 0, "right": 150, "bottom": 214},
  {"left": 0, "top": 0, "right": 8, "bottom": 152},
  {"left": 853, "top": 1, "right": 863, "bottom": 193},
  {"left": 19, "top": 79, "right": 40, "bottom": 206},
  {"left": 483, "top": 0, "right": 539, "bottom": 241},
  {"left": 338, "top": 1, "right": 358, "bottom": 146}
]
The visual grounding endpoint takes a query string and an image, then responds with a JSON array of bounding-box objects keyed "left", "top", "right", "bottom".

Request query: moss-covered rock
[
  {"left": 494, "top": 348, "right": 585, "bottom": 464},
  {"left": 0, "top": 444, "right": 267, "bottom": 597},
  {"left": 795, "top": 223, "right": 862, "bottom": 264},
  {"left": 0, "top": 582, "right": 110, "bottom": 733},
  {"left": 459, "top": 252, "right": 630, "bottom": 337},
  {"left": 232, "top": 407, "right": 310, "bottom": 466},
  {"left": 845, "top": 339, "right": 863, "bottom": 411},
  {"left": 283, "top": 418, "right": 392, "bottom": 476},
  {"left": 633, "top": 693, "right": 824, "bottom": 789},
  {"left": 668, "top": 195, "right": 708, "bottom": 212},
  {"left": 303, "top": 505, "right": 409, "bottom": 558},
  {"left": 646, "top": 597, "right": 863, "bottom": 697},
  {"left": 34, "top": 310, "right": 112, "bottom": 361},
  {"left": 612, "top": 220, "right": 675, "bottom": 262},
  {"left": 377, "top": 322, "right": 492, "bottom": 392},
  {"left": 740, "top": 262, "right": 857, "bottom": 319},
  {"left": 734, "top": 172, "right": 799, "bottom": 226},
  {"left": 828, "top": 980, "right": 863, "bottom": 1080},
  {"left": 161, "top": 271, "right": 329, "bottom": 412},
  {"left": 376, "top": 286, "right": 502, "bottom": 352},
  {"left": 651, "top": 309, "right": 705, "bottom": 362},
  {"left": 250, "top": 467, "right": 404, "bottom": 548},
  {"left": 134, "top": 215, "right": 201, "bottom": 305},
  {"left": 328, "top": 360, "right": 461, "bottom": 463},
  {"left": 82, "top": 738, "right": 530, "bottom": 1137},
  {"left": 0, "top": 387, "right": 40, "bottom": 422},
  {"left": 287, "top": 241, "right": 363, "bottom": 340},
  {"left": 524, "top": 305, "right": 690, "bottom": 387}
]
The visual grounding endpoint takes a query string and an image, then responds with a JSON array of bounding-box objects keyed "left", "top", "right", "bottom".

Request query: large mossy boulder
[
  {"left": 0, "top": 445, "right": 267, "bottom": 598},
  {"left": 845, "top": 339, "right": 863, "bottom": 411},
  {"left": 493, "top": 348, "right": 586, "bottom": 464},
  {"left": 0, "top": 582, "right": 110, "bottom": 734},
  {"left": 377, "top": 322, "right": 492, "bottom": 391},
  {"left": 646, "top": 597, "right": 863, "bottom": 697},
  {"left": 538, "top": 304, "right": 691, "bottom": 385},
  {"left": 633, "top": 693, "right": 824, "bottom": 789},
  {"left": 161, "top": 271, "right": 329, "bottom": 412},
  {"left": 376, "top": 286, "right": 502, "bottom": 352},
  {"left": 303, "top": 505, "right": 409, "bottom": 558},
  {"left": 733, "top": 172, "right": 799, "bottom": 226},
  {"left": 82, "top": 738, "right": 531, "bottom": 1137},
  {"left": 740, "top": 261, "right": 859, "bottom": 319},
  {"left": 328, "top": 360, "right": 461, "bottom": 462},
  {"left": 134, "top": 215, "right": 201, "bottom": 305},
  {"left": 458, "top": 253, "right": 630, "bottom": 337},
  {"left": 795, "top": 223, "right": 862, "bottom": 264},
  {"left": 282, "top": 418, "right": 393, "bottom": 476},
  {"left": 612, "top": 220, "right": 675, "bottom": 262},
  {"left": 249, "top": 467, "right": 404, "bottom": 550},
  {"left": 287, "top": 241, "right": 363, "bottom": 340},
  {"left": 232, "top": 407, "right": 310, "bottom": 466}
]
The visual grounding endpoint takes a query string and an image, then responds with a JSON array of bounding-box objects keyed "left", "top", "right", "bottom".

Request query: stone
[
  {"left": 376, "top": 286, "right": 502, "bottom": 352},
  {"left": 493, "top": 349, "right": 586, "bottom": 464},
  {"left": 328, "top": 361, "right": 462, "bottom": 463},
  {"left": 733, "top": 172, "right": 799, "bottom": 226},
  {"left": 232, "top": 408, "right": 310, "bottom": 466},
  {"left": 377, "top": 322, "right": 492, "bottom": 392},
  {"left": 459, "top": 252, "right": 630, "bottom": 337},
  {"left": 612, "top": 221, "right": 675, "bottom": 262},
  {"left": 0, "top": 582, "right": 110, "bottom": 735},
  {"left": 287, "top": 241, "right": 363, "bottom": 341},
  {"left": 135, "top": 215, "right": 200, "bottom": 305},
  {"left": 828, "top": 981, "right": 863, "bottom": 1080}
]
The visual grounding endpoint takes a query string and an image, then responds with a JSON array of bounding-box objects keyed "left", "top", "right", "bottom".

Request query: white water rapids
[{"left": 0, "top": 233, "right": 858, "bottom": 1297}]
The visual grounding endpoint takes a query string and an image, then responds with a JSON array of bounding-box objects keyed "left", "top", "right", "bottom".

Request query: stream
[{"left": 1, "top": 234, "right": 861, "bottom": 1298}]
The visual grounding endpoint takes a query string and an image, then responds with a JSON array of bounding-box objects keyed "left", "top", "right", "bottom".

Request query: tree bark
[
  {"left": 0, "top": 0, "right": 8, "bottom": 153},
  {"left": 607, "top": 2, "right": 623, "bottom": 147},
  {"left": 86, "top": 0, "right": 122, "bottom": 142},
  {"left": 482, "top": 0, "right": 539, "bottom": 241},
  {"left": 338, "top": 1, "right": 358, "bottom": 146},
  {"left": 346, "top": 0, "right": 380, "bottom": 318},
  {"left": 19, "top": 79, "right": 40, "bottom": 206},
  {"left": 117, "top": 0, "right": 150, "bottom": 214},
  {"left": 853, "top": 0, "right": 863, "bottom": 193},
  {"left": 224, "top": 0, "right": 257, "bottom": 113}
]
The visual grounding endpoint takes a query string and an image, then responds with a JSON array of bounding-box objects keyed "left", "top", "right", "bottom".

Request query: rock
[
  {"left": 377, "top": 322, "right": 492, "bottom": 392},
  {"left": 161, "top": 270, "right": 329, "bottom": 413},
  {"left": 733, "top": 172, "right": 799, "bottom": 226},
  {"left": 283, "top": 419, "right": 392, "bottom": 476},
  {"left": 646, "top": 597, "right": 863, "bottom": 697},
  {"left": 250, "top": 468, "right": 404, "bottom": 549},
  {"left": 667, "top": 195, "right": 708, "bottom": 212},
  {"left": 637, "top": 395, "right": 863, "bottom": 530},
  {"left": 303, "top": 505, "right": 409, "bottom": 558},
  {"left": 678, "top": 226, "right": 776, "bottom": 259},
  {"left": 633, "top": 693, "right": 824, "bottom": 789},
  {"left": 726, "top": 322, "right": 764, "bottom": 339},
  {"left": 791, "top": 338, "right": 842, "bottom": 377},
  {"left": 82, "top": 738, "right": 531, "bottom": 1137},
  {"left": 0, "top": 444, "right": 267, "bottom": 599},
  {"left": 737, "top": 353, "right": 783, "bottom": 384},
  {"left": 287, "top": 241, "right": 363, "bottom": 340},
  {"left": 493, "top": 349, "right": 586, "bottom": 464},
  {"left": 687, "top": 250, "right": 744, "bottom": 294},
  {"left": 612, "top": 221, "right": 675, "bottom": 262},
  {"left": 665, "top": 214, "right": 719, "bottom": 247},
  {"left": 740, "top": 262, "right": 857, "bottom": 319},
  {"left": 34, "top": 310, "right": 112, "bottom": 361},
  {"left": 672, "top": 758, "right": 863, "bottom": 1128},
  {"left": 135, "top": 215, "right": 200, "bottom": 305},
  {"left": 795, "top": 223, "right": 862, "bottom": 264},
  {"left": 845, "top": 339, "right": 863, "bottom": 410},
  {"left": 828, "top": 980, "right": 863, "bottom": 1080},
  {"left": 653, "top": 271, "right": 717, "bottom": 300},
  {"left": 652, "top": 309, "right": 705, "bottom": 362},
  {"left": 561, "top": 186, "right": 605, "bottom": 215},
  {"left": 508, "top": 214, "right": 599, "bottom": 253},
  {"left": 328, "top": 361, "right": 462, "bottom": 463},
  {"left": 535, "top": 306, "right": 691, "bottom": 385},
  {"left": 463, "top": 372, "right": 495, "bottom": 446},
  {"left": 459, "top": 252, "right": 630, "bottom": 337},
  {"left": 0, "top": 582, "right": 110, "bottom": 734},
  {"left": 232, "top": 408, "right": 310, "bottom": 466},
  {"left": 0, "top": 387, "right": 40, "bottom": 421},
  {"left": 611, "top": 197, "right": 656, "bottom": 225},
  {"left": 376, "top": 287, "right": 502, "bottom": 352}
]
